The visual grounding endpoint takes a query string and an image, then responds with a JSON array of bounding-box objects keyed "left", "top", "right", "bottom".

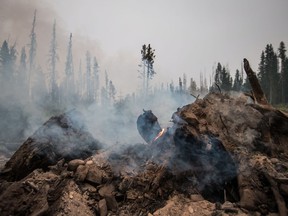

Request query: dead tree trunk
[{"left": 243, "top": 58, "right": 270, "bottom": 106}]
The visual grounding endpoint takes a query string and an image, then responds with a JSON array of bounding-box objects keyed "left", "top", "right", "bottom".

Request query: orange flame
[{"left": 153, "top": 128, "right": 165, "bottom": 142}]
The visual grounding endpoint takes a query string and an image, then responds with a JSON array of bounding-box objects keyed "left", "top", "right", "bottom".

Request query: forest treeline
[
  {"left": 1, "top": 11, "right": 287, "bottom": 113},
  {"left": 0, "top": 11, "right": 287, "bottom": 142},
  {"left": 208, "top": 41, "right": 288, "bottom": 105}
]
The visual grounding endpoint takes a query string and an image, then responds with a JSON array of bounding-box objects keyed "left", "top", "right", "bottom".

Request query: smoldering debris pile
[{"left": 1, "top": 91, "right": 288, "bottom": 216}]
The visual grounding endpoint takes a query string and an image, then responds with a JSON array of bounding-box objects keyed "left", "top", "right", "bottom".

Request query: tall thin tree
[
  {"left": 48, "top": 20, "right": 59, "bottom": 105},
  {"left": 65, "top": 33, "right": 74, "bottom": 100},
  {"left": 85, "top": 51, "right": 92, "bottom": 103},
  {"left": 141, "top": 44, "right": 156, "bottom": 95},
  {"left": 278, "top": 41, "right": 287, "bottom": 103},
  {"left": 28, "top": 10, "right": 37, "bottom": 99}
]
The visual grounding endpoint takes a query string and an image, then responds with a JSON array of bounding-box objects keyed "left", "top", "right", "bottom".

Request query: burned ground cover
[{"left": 1, "top": 77, "right": 288, "bottom": 215}]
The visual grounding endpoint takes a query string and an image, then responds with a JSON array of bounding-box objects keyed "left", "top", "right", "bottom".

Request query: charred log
[
  {"left": 0, "top": 110, "right": 102, "bottom": 181},
  {"left": 136, "top": 109, "right": 162, "bottom": 143}
]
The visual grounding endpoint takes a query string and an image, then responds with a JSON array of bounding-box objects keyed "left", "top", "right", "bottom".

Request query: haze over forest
[{"left": 0, "top": 0, "right": 287, "bottom": 151}]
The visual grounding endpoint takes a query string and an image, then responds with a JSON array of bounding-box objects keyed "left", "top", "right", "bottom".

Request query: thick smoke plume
[{"left": 0, "top": 0, "right": 196, "bottom": 166}]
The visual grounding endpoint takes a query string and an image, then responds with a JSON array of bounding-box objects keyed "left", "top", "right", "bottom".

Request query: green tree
[
  {"left": 221, "top": 67, "right": 232, "bottom": 91},
  {"left": 140, "top": 44, "right": 156, "bottom": 95},
  {"left": 214, "top": 63, "right": 222, "bottom": 85},
  {"left": 233, "top": 69, "right": 243, "bottom": 91},
  {"left": 262, "top": 44, "right": 279, "bottom": 104},
  {"left": 0, "top": 40, "right": 11, "bottom": 81},
  {"left": 214, "top": 62, "right": 232, "bottom": 91},
  {"left": 0, "top": 41, "right": 17, "bottom": 86}
]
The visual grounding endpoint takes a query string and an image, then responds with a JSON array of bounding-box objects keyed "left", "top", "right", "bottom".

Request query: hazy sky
[{"left": 1, "top": 0, "right": 288, "bottom": 94}]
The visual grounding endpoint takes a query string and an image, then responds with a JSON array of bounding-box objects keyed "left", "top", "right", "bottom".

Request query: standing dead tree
[{"left": 243, "top": 58, "right": 270, "bottom": 106}]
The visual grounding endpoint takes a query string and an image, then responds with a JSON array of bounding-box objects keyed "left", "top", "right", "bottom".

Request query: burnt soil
[{"left": 1, "top": 92, "right": 288, "bottom": 216}]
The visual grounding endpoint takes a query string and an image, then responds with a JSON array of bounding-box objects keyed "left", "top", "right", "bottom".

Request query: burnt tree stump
[{"left": 243, "top": 58, "right": 270, "bottom": 106}]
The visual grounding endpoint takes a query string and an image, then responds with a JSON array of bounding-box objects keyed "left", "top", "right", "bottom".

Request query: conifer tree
[
  {"left": 0, "top": 41, "right": 11, "bottom": 81},
  {"left": 18, "top": 47, "right": 27, "bottom": 92},
  {"left": 188, "top": 78, "right": 197, "bottom": 94},
  {"left": 108, "top": 80, "right": 116, "bottom": 102},
  {"left": 233, "top": 69, "right": 243, "bottom": 91},
  {"left": 264, "top": 44, "right": 278, "bottom": 104},
  {"left": 183, "top": 73, "right": 187, "bottom": 92},
  {"left": 0, "top": 41, "right": 17, "bottom": 86},
  {"left": 214, "top": 63, "right": 232, "bottom": 91},
  {"left": 140, "top": 44, "right": 156, "bottom": 95},
  {"left": 65, "top": 33, "right": 74, "bottom": 100},
  {"left": 92, "top": 57, "right": 100, "bottom": 103},
  {"left": 85, "top": 51, "right": 92, "bottom": 103},
  {"left": 28, "top": 10, "right": 37, "bottom": 99},
  {"left": 179, "top": 77, "right": 183, "bottom": 93},
  {"left": 278, "top": 41, "right": 287, "bottom": 103},
  {"left": 48, "top": 20, "right": 59, "bottom": 105}
]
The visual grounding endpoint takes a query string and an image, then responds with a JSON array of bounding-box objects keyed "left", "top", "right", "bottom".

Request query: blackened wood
[{"left": 243, "top": 58, "right": 269, "bottom": 106}]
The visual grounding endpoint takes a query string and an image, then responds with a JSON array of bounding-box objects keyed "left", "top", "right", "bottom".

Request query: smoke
[
  {"left": 82, "top": 91, "right": 194, "bottom": 146},
  {"left": 0, "top": 0, "right": 196, "bottom": 166}
]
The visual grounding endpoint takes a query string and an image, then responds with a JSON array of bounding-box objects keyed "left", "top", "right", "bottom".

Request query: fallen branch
[{"left": 190, "top": 93, "right": 200, "bottom": 100}]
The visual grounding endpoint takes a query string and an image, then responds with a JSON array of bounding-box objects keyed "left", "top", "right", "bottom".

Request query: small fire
[{"left": 153, "top": 128, "right": 165, "bottom": 142}]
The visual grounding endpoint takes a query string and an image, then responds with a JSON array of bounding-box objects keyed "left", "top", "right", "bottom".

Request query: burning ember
[{"left": 152, "top": 128, "right": 165, "bottom": 143}]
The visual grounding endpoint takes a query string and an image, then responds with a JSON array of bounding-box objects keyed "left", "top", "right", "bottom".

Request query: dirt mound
[
  {"left": 1, "top": 92, "right": 288, "bottom": 216},
  {"left": 0, "top": 109, "right": 102, "bottom": 181}
]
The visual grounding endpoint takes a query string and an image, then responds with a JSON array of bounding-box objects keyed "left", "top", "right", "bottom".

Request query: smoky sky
[{"left": 1, "top": 0, "right": 288, "bottom": 95}]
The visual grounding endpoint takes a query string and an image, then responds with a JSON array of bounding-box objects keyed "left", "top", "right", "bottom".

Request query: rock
[
  {"left": 85, "top": 160, "right": 93, "bottom": 166},
  {"left": 99, "top": 199, "right": 108, "bottom": 216},
  {"left": 68, "top": 159, "right": 85, "bottom": 171},
  {"left": 239, "top": 188, "right": 257, "bottom": 210},
  {"left": 190, "top": 194, "right": 204, "bottom": 202},
  {"left": 85, "top": 165, "right": 103, "bottom": 184},
  {"left": 99, "top": 184, "right": 115, "bottom": 197},
  {"left": 98, "top": 184, "right": 117, "bottom": 212},
  {"left": 105, "top": 194, "right": 118, "bottom": 212},
  {"left": 126, "top": 189, "right": 139, "bottom": 200},
  {"left": 221, "top": 201, "right": 234, "bottom": 209},
  {"left": 188, "top": 205, "right": 194, "bottom": 213},
  {"left": 80, "top": 183, "right": 97, "bottom": 193},
  {"left": 69, "top": 191, "right": 74, "bottom": 199},
  {"left": 75, "top": 165, "right": 89, "bottom": 182},
  {"left": 270, "top": 158, "right": 279, "bottom": 164}
]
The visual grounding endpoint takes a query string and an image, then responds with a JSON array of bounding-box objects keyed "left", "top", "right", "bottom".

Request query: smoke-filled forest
[
  {"left": 1, "top": 9, "right": 288, "bottom": 147},
  {"left": 1, "top": 1, "right": 288, "bottom": 215}
]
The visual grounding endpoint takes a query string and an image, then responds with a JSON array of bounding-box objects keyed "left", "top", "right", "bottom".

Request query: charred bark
[
  {"left": 136, "top": 110, "right": 162, "bottom": 143},
  {"left": 243, "top": 58, "right": 270, "bottom": 106}
]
